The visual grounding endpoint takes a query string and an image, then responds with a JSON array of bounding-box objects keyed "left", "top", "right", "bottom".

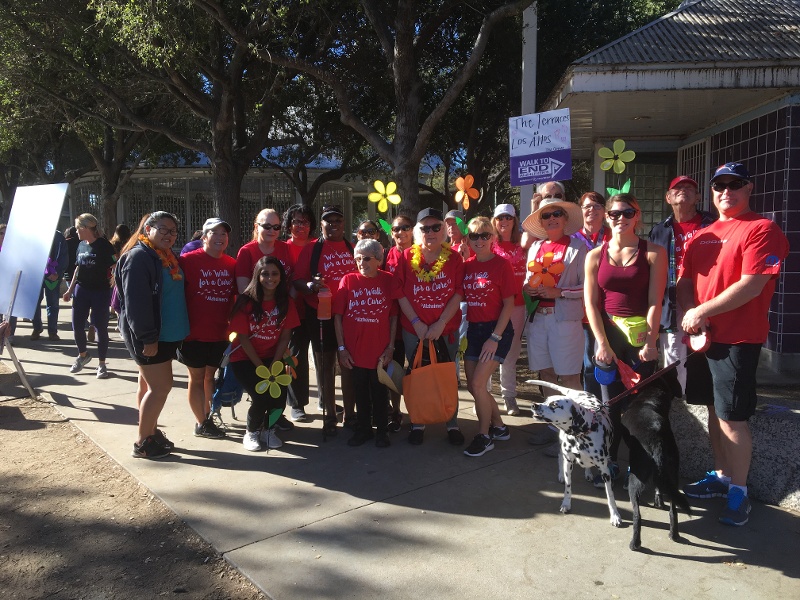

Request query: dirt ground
[{"left": 0, "top": 393, "right": 266, "bottom": 600}]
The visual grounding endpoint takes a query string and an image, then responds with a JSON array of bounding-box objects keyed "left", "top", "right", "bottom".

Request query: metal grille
[{"left": 678, "top": 139, "right": 709, "bottom": 208}]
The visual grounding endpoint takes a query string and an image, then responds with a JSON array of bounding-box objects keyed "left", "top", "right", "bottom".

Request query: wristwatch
[{"left": 337, "top": 345, "right": 346, "bottom": 352}]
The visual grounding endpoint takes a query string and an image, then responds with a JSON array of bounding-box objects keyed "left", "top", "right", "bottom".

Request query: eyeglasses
[
  {"left": 291, "top": 220, "right": 310, "bottom": 227},
  {"left": 607, "top": 208, "right": 638, "bottom": 220},
  {"left": 468, "top": 232, "right": 492, "bottom": 241},
  {"left": 392, "top": 224, "right": 412, "bottom": 233},
  {"left": 358, "top": 228, "right": 377, "bottom": 236},
  {"left": 543, "top": 193, "right": 563, "bottom": 200},
  {"left": 541, "top": 210, "right": 565, "bottom": 220},
  {"left": 582, "top": 204, "right": 603, "bottom": 211},
  {"left": 258, "top": 223, "right": 281, "bottom": 231},
  {"left": 711, "top": 179, "right": 749, "bottom": 192},
  {"left": 495, "top": 214, "right": 515, "bottom": 221},
  {"left": 154, "top": 226, "right": 178, "bottom": 236},
  {"left": 355, "top": 255, "right": 376, "bottom": 262},
  {"left": 420, "top": 224, "right": 442, "bottom": 234}
]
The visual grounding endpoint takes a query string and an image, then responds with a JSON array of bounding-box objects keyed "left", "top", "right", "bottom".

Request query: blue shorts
[{"left": 464, "top": 320, "right": 513, "bottom": 364}]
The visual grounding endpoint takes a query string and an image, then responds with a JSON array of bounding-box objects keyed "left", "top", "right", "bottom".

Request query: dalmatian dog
[{"left": 527, "top": 380, "right": 621, "bottom": 527}]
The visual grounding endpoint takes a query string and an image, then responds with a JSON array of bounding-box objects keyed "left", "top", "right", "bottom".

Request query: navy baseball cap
[
  {"left": 710, "top": 162, "right": 750, "bottom": 182},
  {"left": 417, "top": 208, "right": 444, "bottom": 223}
]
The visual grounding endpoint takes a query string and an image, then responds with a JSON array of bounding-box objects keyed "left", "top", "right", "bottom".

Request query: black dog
[{"left": 619, "top": 369, "right": 691, "bottom": 551}]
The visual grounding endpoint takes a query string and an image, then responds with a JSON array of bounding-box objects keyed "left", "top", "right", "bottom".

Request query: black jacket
[{"left": 115, "top": 241, "right": 163, "bottom": 354}]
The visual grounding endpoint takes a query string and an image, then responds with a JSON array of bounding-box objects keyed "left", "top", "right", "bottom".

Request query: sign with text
[{"left": 509, "top": 108, "right": 572, "bottom": 186}]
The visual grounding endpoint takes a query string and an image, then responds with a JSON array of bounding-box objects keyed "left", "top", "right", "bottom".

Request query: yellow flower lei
[{"left": 410, "top": 243, "right": 451, "bottom": 282}]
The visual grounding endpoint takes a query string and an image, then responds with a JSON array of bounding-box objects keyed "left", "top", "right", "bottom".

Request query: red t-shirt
[
  {"left": 531, "top": 236, "right": 569, "bottom": 308},
  {"left": 392, "top": 245, "right": 464, "bottom": 336},
  {"left": 228, "top": 299, "right": 300, "bottom": 363},
  {"left": 292, "top": 239, "right": 357, "bottom": 310},
  {"left": 384, "top": 246, "right": 404, "bottom": 274},
  {"left": 680, "top": 212, "right": 789, "bottom": 345},
  {"left": 672, "top": 213, "right": 703, "bottom": 270},
  {"left": 235, "top": 240, "right": 294, "bottom": 283},
  {"left": 333, "top": 271, "right": 399, "bottom": 369},
  {"left": 178, "top": 249, "right": 237, "bottom": 342},
  {"left": 494, "top": 241, "right": 527, "bottom": 306},
  {"left": 463, "top": 255, "right": 516, "bottom": 322},
  {"left": 286, "top": 239, "right": 307, "bottom": 264}
]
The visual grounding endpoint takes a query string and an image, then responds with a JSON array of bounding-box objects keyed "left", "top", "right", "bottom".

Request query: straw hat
[
  {"left": 377, "top": 359, "right": 405, "bottom": 395},
  {"left": 521, "top": 197, "right": 582, "bottom": 239}
]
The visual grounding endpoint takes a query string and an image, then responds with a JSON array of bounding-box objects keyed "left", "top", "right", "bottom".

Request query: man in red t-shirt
[{"left": 678, "top": 163, "right": 789, "bottom": 527}]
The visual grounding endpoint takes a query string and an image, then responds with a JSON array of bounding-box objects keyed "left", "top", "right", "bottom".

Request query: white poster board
[
  {"left": 509, "top": 108, "right": 572, "bottom": 186},
  {"left": 0, "top": 184, "right": 68, "bottom": 319}
]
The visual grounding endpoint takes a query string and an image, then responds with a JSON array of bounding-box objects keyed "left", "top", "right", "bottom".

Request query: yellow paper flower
[
  {"left": 598, "top": 139, "right": 636, "bottom": 174},
  {"left": 368, "top": 180, "right": 402, "bottom": 213},
  {"left": 527, "top": 253, "right": 565, "bottom": 288},
  {"left": 255, "top": 362, "right": 293, "bottom": 398},
  {"left": 455, "top": 174, "right": 480, "bottom": 210}
]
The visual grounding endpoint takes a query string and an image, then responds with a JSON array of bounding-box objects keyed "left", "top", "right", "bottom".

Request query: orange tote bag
[{"left": 402, "top": 340, "right": 458, "bottom": 424}]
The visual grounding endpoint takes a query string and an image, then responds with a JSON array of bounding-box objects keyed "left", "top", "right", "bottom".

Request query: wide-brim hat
[
  {"left": 521, "top": 197, "right": 582, "bottom": 239},
  {"left": 377, "top": 359, "right": 404, "bottom": 395}
]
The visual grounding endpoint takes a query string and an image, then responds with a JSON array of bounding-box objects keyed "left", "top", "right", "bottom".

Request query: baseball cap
[
  {"left": 202, "top": 217, "right": 231, "bottom": 234},
  {"left": 321, "top": 205, "right": 344, "bottom": 220},
  {"left": 417, "top": 208, "right": 444, "bottom": 223},
  {"left": 668, "top": 175, "right": 698, "bottom": 190},
  {"left": 444, "top": 209, "right": 464, "bottom": 221},
  {"left": 493, "top": 203, "right": 516, "bottom": 218},
  {"left": 710, "top": 162, "right": 750, "bottom": 182}
]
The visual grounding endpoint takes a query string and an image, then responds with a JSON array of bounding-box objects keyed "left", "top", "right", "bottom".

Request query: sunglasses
[
  {"left": 495, "top": 214, "right": 515, "bottom": 221},
  {"left": 392, "top": 224, "right": 412, "bottom": 233},
  {"left": 468, "top": 232, "right": 493, "bottom": 241},
  {"left": 420, "top": 224, "right": 442, "bottom": 234},
  {"left": 711, "top": 179, "right": 749, "bottom": 192},
  {"left": 541, "top": 209, "right": 565, "bottom": 220},
  {"left": 607, "top": 208, "right": 638, "bottom": 220},
  {"left": 355, "top": 255, "right": 377, "bottom": 262},
  {"left": 258, "top": 223, "right": 281, "bottom": 231},
  {"left": 358, "top": 228, "right": 377, "bottom": 235},
  {"left": 543, "top": 193, "right": 563, "bottom": 200},
  {"left": 291, "top": 219, "right": 310, "bottom": 227}
]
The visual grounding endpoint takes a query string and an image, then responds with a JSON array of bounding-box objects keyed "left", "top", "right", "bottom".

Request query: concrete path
[{"left": 2, "top": 312, "right": 799, "bottom": 599}]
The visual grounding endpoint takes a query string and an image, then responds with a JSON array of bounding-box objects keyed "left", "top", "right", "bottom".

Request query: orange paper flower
[
  {"left": 527, "top": 253, "right": 564, "bottom": 287},
  {"left": 455, "top": 174, "right": 480, "bottom": 210}
]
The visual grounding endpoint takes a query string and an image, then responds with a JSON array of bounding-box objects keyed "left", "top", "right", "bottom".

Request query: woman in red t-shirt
[
  {"left": 229, "top": 256, "right": 300, "bottom": 452},
  {"left": 235, "top": 208, "right": 293, "bottom": 293},
  {"left": 462, "top": 217, "right": 516, "bottom": 458}
]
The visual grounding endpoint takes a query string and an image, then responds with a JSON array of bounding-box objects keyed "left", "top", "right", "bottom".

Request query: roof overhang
[{"left": 544, "top": 61, "right": 800, "bottom": 159}]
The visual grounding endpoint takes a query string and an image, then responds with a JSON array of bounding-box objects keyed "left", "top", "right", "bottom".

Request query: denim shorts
[{"left": 465, "top": 320, "right": 513, "bottom": 363}]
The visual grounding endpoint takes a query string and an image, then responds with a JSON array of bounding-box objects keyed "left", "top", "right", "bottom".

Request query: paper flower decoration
[
  {"left": 454, "top": 174, "right": 480, "bottom": 210},
  {"left": 527, "top": 253, "right": 564, "bottom": 288},
  {"left": 282, "top": 350, "right": 299, "bottom": 380},
  {"left": 378, "top": 218, "right": 392, "bottom": 235},
  {"left": 598, "top": 140, "right": 636, "bottom": 174},
  {"left": 368, "top": 180, "right": 401, "bottom": 213},
  {"left": 607, "top": 179, "right": 632, "bottom": 197},
  {"left": 255, "top": 362, "right": 293, "bottom": 398}
]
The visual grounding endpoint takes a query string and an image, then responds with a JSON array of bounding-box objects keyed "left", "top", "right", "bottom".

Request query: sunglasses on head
[
  {"left": 543, "top": 193, "right": 563, "bottom": 200},
  {"left": 258, "top": 223, "right": 281, "bottom": 231},
  {"left": 541, "top": 209, "right": 565, "bottom": 220},
  {"left": 468, "top": 232, "right": 493, "bottom": 241},
  {"left": 392, "top": 224, "right": 412, "bottom": 233},
  {"left": 711, "top": 179, "right": 749, "bottom": 192},
  {"left": 495, "top": 214, "right": 515, "bottom": 221},
  {"left": 420, "top": 223, "right": 442, "bottom": 234},
  {"left": 607, "top": 208, "right": 638, "bottom": 220},
  {"left": 358, "top": 228, "right": 377, "bottom": 235}
]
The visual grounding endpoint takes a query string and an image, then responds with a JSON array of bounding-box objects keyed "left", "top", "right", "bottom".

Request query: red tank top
[{"left": 597, "top": 238, "right": 649, "bottom": 317}]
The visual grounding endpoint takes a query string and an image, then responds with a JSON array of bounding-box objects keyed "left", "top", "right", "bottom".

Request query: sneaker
[
  {"left": 322, "top": 422, "right": 338, "bottom": 437},
  {"left": 343, "top": 417, "right": 358, "bottom": 430},
  {"left": 347, "top": 430, "right": 374, "bottom": 447},
  {"left": 152, "top": 429, "right": 174, "bottom": 451},
  {"left": 274, "top": 414, "right": 294, "bottom": 431},
  {"left": 543, "top": 441, "right": 561, "bottom": 458},
  {"left": 447, "top": 428, "right": 465, "bottom": 446},
  {"left": 30, "top": 330, "right": 42, "bottom": 341},
  {"left": 504, "top": 398, "right": 520, "bottom": 416},
  {"left": 289, "top": 407, "right": 310, "bottom": 422},
  {"left": 408, "top": 428, "right": 424, "bottom": 445},
  {"left": 132, "top": 436, "right": 170, "bottom": 459},
  {"left": 194, "top": 418, "right": 226, "bottom": 439},
  {"left": 684, "top": 471, "right": 728, "bottom": 498},
  {"left": 96, "top": 364, "right": 109, "bottom": 379},
  {"left": 489, "top": 425, "right": 511, "bottom": 441},
  {"left": 593, "top": 462, "right": 620, "bottom": 488},
  {"left": 259, "top": 427, "right": 283, "bottom": 449},
  {"left": 69, "top": 354, "right": 91, "bottom": 373},
  {"left": 375, "top": 432, "right": 391, "bottom": 448},
  {"left": 210, "top": 410, "right": 228, "bottom": 431},
  {"left": 464, "top": 434, "right": 494, "bottom": 457},
  {"left": 48, "top": 332, "right": 60, "bottom": 341},
  {"left": 719, "top": 487, "right": 751, "bottom": 526},
  {"left": 243, "top": 430, "right": 262, "bottom": 452},
  {"left": 387, "top": 411, "right": 402, "bottom": 433},
  {"left": 87, "top": 326, "right": 96, "bottom": 343}
]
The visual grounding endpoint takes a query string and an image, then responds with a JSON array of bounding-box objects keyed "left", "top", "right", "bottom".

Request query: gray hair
[
  {"left": 354, "top": 238, "right": 384, "bottom": 261},
  {"left": 536, "top": 181, "right": 566, "bottom": 195}
]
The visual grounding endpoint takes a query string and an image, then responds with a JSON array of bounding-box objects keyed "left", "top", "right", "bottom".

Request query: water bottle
[{"left": 317, "top": 287, "right": 332, "bottom": 320}]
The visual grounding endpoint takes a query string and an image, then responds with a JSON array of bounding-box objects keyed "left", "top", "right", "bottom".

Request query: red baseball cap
[{"left": 669, "top": 175, "right": 699, "bottom": 190}]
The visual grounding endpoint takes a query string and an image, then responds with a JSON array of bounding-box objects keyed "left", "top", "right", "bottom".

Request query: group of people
[{"left": 13, "top": 161, "right": 787, "bottom": 529}]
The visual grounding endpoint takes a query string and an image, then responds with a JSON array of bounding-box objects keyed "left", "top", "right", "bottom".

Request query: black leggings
[{"left": 230, "top": 358, "right": 286, "bottom": 432}]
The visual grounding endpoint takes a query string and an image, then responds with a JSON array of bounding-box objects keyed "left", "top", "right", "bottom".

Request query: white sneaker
[
  {"left": 259, "top": 427, "right": 283, "bottom": 449},
  {"left": 505, "top": 397, "right": 520, "bottom": 416},
  {"left": 243, "top": 430, "right": 262, "bottom": 452}
]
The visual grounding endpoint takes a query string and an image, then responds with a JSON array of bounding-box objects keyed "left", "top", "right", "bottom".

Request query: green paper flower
[
  {"left": 599, "top": 139, "right": 636, "bottom": 174},
  {"left": 255, "top": 362, "right": 293, "bottom": 398}
]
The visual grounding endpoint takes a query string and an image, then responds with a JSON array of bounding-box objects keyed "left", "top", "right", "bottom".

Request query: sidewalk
[{"left": 2, "top": 310, "right": 799, "bottom": 599}]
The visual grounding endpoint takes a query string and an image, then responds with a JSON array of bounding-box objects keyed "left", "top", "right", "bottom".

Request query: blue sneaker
[
  {"left": 719, "top": 487, "right": 751, "bottom": 526},
  {"left": 684, "top": 471, "right": 728, "bottom": 498}
]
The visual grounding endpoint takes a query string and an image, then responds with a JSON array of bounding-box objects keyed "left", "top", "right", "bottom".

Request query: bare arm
[
  {"left": 398, "top": 296, "right": 429, "bottom": 339},
  {"left": 640, "top": 243, "right": 667, "bottom": 362},
  {"left": 682, "top": 274, "right": 773, "bottom": 334},
  {"left": 425, "top": 293, "right": 464, "bottom": 340},
  {"left": 334, "top": 313, "right": 354, "bottom": 369},
  {"left": 584, "top": 247, "right": 615, "bottom": 365}
]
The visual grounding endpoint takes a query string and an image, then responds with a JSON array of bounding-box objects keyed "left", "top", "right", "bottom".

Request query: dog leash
[{"left": 604, "top": 360, "right": 680, "bottom": 407}]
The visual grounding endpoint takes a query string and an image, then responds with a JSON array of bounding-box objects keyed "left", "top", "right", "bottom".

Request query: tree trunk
[
  {"left": 394, "top": 161, "right": 423, "bottom": 215},
  {"left": 211, "top": 161, "right": 245, "bottom": 254}
]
